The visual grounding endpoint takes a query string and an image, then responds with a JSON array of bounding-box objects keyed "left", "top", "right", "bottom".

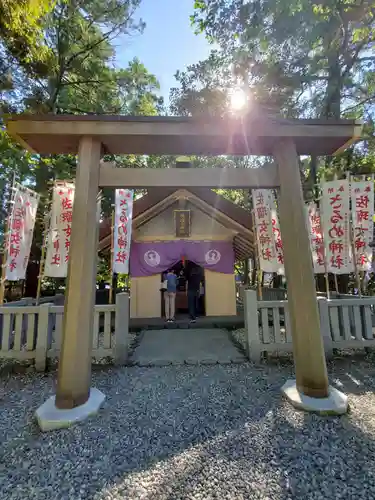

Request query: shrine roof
[
  {"left": 99, "top": 187, "right": 254, "bottom": 261},
  {"left": 5, "top": 113, "right": 362, "bottom": 156}
]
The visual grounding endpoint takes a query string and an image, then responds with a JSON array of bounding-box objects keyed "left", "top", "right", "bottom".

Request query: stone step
[{"left": 130, "top": 328, "right": 247, "bottom": 366}]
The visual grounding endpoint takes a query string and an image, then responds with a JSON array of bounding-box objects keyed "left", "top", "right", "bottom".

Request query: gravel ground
[
  {"left": 231, "top": 327, "right": 248, "bottom": 353},
  {"left": 231, "top": 326, "right": 288, "bottom": 352},
  {"left": 2, "top": 359, "right": 375, "bottom": 500}
]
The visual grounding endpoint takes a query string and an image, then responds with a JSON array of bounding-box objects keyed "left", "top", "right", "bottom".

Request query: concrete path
[{"left": 131, "top": 328, "right": 246, "bottom": 366}]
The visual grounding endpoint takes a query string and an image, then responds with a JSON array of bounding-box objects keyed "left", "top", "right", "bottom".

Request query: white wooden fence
[
  {"left": 0, "top": 293, "right": 129, "bottom": 371},
  {"left": 244, "top": 290, "right": 375, "bottom": 361},
  {"left": 237, "top": 285, "right": 287, "bottom": 304}
]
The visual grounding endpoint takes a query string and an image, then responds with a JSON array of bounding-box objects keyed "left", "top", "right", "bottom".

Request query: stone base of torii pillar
[
  {"left": 35, "top": 388, "right": 105, "bottom": 432},
  {"left": 282, "top": 380, "right": 348, "bottom": 415}
]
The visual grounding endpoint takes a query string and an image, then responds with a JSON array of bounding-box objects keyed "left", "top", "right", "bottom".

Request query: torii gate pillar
[
  {"left": 36, "top": 136, "right": 105, "bottom": 431},
  {"left": 274, "top": 139, "right": 347, "bottom": 414}
]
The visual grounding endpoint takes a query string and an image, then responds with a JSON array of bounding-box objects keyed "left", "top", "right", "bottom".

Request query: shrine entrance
[
  {"left": 161, "top": 260, "right": 206, "bottom": 320},
  {"left": 98, "top": 184, "right": 250, "bottom": 320},
  {"left": 5, "top": 111, "right": 361, "bottom": 427}
]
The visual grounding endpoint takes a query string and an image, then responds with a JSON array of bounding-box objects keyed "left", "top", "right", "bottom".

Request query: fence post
[
  {"left": 317, "top": 297, "right": 333, "bottom": 360},
  {"left": 114, "top": 292, "right": 129, "bottom": 365},
  {"left": 35, "top": 303, "right": 51, "bottom": 372},
  {"left": 244, "top": 289, "right": 262, "bottom": 362}
]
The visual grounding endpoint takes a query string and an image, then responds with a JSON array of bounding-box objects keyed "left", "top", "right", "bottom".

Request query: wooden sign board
[{"left": 174, "top": 210, "right": 191, "bottom": 237}]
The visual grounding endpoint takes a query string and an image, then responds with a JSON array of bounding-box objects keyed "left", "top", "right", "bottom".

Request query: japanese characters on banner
[
  {"left": 270, "top": 191, "right": 285, "bottom": 275},
  {"left": 306, "top": 203, "right": 326, "bottom": 274},
  {"left": 44, "top": 182, "right": 75, "bottom": 278},
  {"left": 321, "top": 180, "right": 354, "bottom": 275},
  {"left": 351, "top": 181, "right": 374, "bottom": 271},
  {"left": 113, "top": 189, "right": 134, "bottom": 274},
  {"left": 5, "top": 185, "right": 39, "bottom": 281},
  {"left": 252, "top": 189, "right": 281, "bottom": 274}
]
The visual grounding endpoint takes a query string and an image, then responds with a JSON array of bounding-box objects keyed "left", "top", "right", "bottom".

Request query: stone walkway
[{"left": 131, "top": 328, "right": 246, "bottom": 366}]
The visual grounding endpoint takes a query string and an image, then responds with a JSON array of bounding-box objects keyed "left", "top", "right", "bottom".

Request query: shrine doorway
[{"left": 161, "top": 260, "right": 206, "bottom": 319}]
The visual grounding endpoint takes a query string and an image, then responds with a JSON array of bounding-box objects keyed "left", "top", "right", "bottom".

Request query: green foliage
[
  {"left": 0, "top": 0, "right": 164, "bottom": 294},
  {"left": 181, "top": 0, "right": 375, "bottom": 194},
  {"left": 190, "top": 0, "right": 375, "bottom": 121},
  {"left": 170, "top": 52, "right": 232, "bottom": 116},
  {"left": 0, "top": 0, "right": 54, "bottom": 79},
  {"left": 6, "top": 0, "right": 147, "bottom": 114},
  {"left": 0, "top": 0, "right": 160, "bottom": 205},
  {"left": 185, "top": 0, "right": 375, "bottom": 292}
]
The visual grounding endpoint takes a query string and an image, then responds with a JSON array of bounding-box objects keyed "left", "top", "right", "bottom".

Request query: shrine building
[{"left": 99, "top": 186, "right": 254, "bottom": 319}]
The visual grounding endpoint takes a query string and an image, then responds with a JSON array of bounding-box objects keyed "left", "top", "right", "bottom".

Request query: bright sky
[{"left": 115, "top": 0, "right": 213, "bottom": 104}]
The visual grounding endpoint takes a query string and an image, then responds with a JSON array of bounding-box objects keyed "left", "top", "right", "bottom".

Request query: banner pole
[
  {"left": 36, "top": 243, "right": 46, "bottom": 304},
  {"left": 108, "top": 206, "right": 115, "bottom": 305},
  {"left": 324, "top": 273, "right": 330, "bottom": 299},
  {"left": 348, "top": 173, "right": 362, "bottom": 298},
  {"left": 36, "top": 209, "right": 51, "bottom": 305},
  {"left": 251, "top": 208, "right": 263, "bottom": 300},
  {"left": 333, "top": 273, "right": 339, "bottom": 294}
]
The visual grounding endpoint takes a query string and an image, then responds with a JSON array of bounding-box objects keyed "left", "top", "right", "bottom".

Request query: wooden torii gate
[{"left": 6, "top": 112, "right": 361, "bottom": 430}]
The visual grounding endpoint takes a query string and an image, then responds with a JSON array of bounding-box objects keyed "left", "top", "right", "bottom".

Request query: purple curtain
[{"left": 130, "top": 240, "right": 234, "bottom": 277}]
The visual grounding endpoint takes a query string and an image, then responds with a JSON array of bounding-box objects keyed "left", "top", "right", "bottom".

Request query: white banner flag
[
  {"left": 44, "top": 182, "right": 75, "bottom": 278},
  {"left": 351, "top": 180, "right": 374, "bottom": 272},
  {"left": 306, "top": 203, "right": 325, "bottom": 274},
  {"left": 5, "top": 185, "right": 39, "bottom": 281},
  {"left": 113, "top": 189, "right": 133, "bottom": 274},
  {"left": 270, "top": 191, "right": 285, "bottom": 275},
  {"left": 253, "top": 189, "right": 280, "bottom": 273},
  {"left": 321, "top": 180, "right": 353, "bottom": 274}
]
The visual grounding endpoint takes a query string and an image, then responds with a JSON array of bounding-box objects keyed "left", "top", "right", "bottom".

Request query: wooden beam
[
  {"left": 99, "top": 166, "right": 280, "bottom": 189},
  {"left": 233, "top": 246, "right": 254, "bottom": 260},
  {"left": 6, "top": 114, "right": 362, "bottom": 156},
  {"left": 7, "top": 115, "right": 361, "bottom": 140},
  {"left": 234, "top": 236, "right": 254, "bottom": 252}
]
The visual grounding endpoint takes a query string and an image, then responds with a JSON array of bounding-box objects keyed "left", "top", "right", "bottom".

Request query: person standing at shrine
[
  {"left": 165, "top": 269, "right": 177, "bottom": 322},
  {"left": 186, "top": 265, "right": 202, "bottom": 323}
]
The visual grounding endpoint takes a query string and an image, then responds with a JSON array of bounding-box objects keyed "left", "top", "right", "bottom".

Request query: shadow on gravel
[{"left": 1, "top": 360, "right": 375, "bottom": 499}]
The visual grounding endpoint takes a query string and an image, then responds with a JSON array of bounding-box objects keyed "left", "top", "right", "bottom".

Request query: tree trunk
[
  {"left": 24, "top": 159, "right": 52, "bottom": 297},
  {"left": 243, "top": 259, "right": 249, "bottom": 285},
  {"left": 24, "top": 261, "right": 39, "bottom": 297},
  {"left": 310, "top": 154, "right": 319, "bottom": 200},
  {"left": 273, "top": 273, "right": 282, "bottom": 288},
  {"left": 251, "top": 257, "right": 257, "bottom": 285}
]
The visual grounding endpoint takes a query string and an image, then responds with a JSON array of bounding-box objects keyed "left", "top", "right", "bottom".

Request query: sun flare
[{"left": 230, "top": 88, "right": 248, "bottom": 111}]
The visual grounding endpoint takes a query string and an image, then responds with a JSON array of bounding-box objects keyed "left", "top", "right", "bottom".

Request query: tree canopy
[
  {"left": 170, "top": 1, "right": 375, "bottom": 190},
  {"left": 1, "top": 0, "right": 375, "bottom": 296},
  {"left": 178, "top": 0, "right": 375, "bottom": 290},
  {"left": 191, "top": 0, "right": 375, "bottom": 120},
  {"left": 0, "top": 0, "right": 165, "bottom": 295},
  {"left": 0, "top": 0, "right": 54, "bottom": 80}
]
